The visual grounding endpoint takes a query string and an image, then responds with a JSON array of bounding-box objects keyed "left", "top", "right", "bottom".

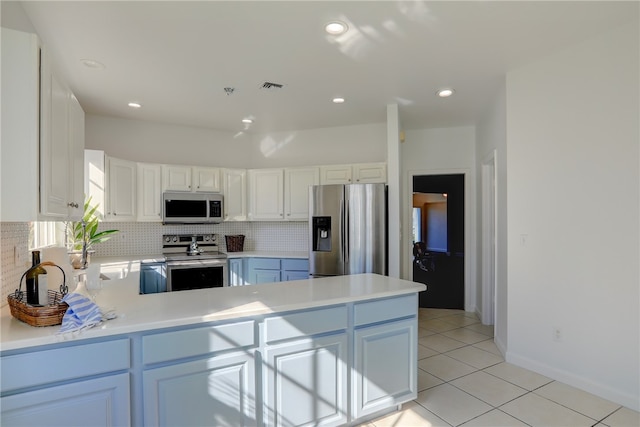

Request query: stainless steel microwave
[{"left": 162, "top": 192, "right": 223, "bottom": 224}]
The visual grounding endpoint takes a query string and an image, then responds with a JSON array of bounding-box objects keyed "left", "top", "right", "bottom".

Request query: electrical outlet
[
  {"left": 553, "top": 327, "right": 563, "bottom": 342},
  {"left": 14, "top": 245, "right": 27, "bottom": 266}
]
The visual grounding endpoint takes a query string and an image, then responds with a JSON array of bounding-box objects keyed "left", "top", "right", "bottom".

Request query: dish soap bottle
[{"left": 25, "top": 250, "right": 48, "bottom": 306}]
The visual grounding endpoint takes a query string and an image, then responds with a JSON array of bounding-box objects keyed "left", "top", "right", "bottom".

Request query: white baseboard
[{"left": 505, "top": 350, "right": 639, "bottom": 412}]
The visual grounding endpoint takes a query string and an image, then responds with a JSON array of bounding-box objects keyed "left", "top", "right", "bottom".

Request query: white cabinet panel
[
  {"left": 320, "top": 165, "right": 352, "bottom": 185},
  {"left": 193, "top": 166, "right": 221, "bottom": 192},
  {"left": 39, "top": 45, "right": 85, "bottom": 219},
  {"left": 162, "top": 164, "right": 191, "bottom": 191},
  {"left": 68, "top": 94, "right": 85, "bottom": 220},
  {"left": 137, "top": 163, "right": 162, "bottom": 221},
  {"left": 354, "top": 162, "right": 386, "bottom": 184},
  {"left": 320, "top": 163, "right": 387, "bottom": 185},
  {"left": 223, "top": 168, "right": 247, "bottom": 221},
  {"left": 284, "top": 167, "right": 319, "bottom": 220},
  {"left": 248, "top": 169, "right": 284, "bottom": 220},
  {"left": 249, "top": 167, "right": 317, "bottom": 221},
  {"left": 264, "top": 334, "right": 348, "bottom": 427},
  {"left": 352, "top": 319, "right": 417, "bottom": 419},
  {"left": 107, "top": 157, "right": 136, "bottom": 221},
  {"left": 143, "top": 351, "right": 256, "bottom": 427},
  {"left": 162, "top": 165, "right": 220, "bottom": 192},
  {"left": 1, "top": 28, "right": 40, "bottom": 221},
  {"left": 1, "top": 374, "right": 130, "bottom": 427}
]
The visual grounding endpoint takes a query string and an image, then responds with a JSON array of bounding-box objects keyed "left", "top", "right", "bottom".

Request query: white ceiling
[{"left": 9, "top": 1, "right": 637, "bottom": 134}]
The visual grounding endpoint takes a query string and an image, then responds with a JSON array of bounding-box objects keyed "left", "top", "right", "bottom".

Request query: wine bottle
[{"left": 25, "top": 251, "right": 47, "bottom": 306}]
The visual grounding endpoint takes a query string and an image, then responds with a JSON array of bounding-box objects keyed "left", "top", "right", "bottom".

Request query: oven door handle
[{"left": 166, "top": 260, "right": 227, "bottom": 268}]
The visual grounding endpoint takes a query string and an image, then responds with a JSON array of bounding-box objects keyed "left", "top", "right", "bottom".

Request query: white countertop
[{"left": 0, "top": 257, "right": 424, "bottom": 352}]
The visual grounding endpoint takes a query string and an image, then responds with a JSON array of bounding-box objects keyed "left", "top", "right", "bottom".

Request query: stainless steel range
[{"left": 163, "top": 234, "right": 228, "bottom": 291}]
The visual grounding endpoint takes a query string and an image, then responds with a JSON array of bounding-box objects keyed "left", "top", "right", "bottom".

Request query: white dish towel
[{"left": 58, "top": 293, "right": 103, "bottom": 334}]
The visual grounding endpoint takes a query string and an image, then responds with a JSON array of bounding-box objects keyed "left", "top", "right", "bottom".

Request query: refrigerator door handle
[{"left": 343, "top": 198, "right": 349, "bottom": 265}]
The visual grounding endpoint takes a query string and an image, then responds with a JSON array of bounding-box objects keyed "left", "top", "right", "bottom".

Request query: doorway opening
[{"left": 412, "top": 174, "right": 464, "bottom": 309}]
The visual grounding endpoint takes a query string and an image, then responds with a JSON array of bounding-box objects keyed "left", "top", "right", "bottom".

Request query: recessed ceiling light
[
  {"left": 332, "top": 97, "right": 345, "bottom": 104},
  {"left": 437, "top": 88, "right": 455, "bottom": 98},
  {"left": 80, "top": 59, "right": 105, "bottom": 69},
  {"left": 325, "top": 21, "right": 348, "bottom": 35},
  {"left": 242, "top": 118, "right": 253, "bottom": 124},
  {"left": 128, "top": 102, "right": 142, "bottom": 108}
]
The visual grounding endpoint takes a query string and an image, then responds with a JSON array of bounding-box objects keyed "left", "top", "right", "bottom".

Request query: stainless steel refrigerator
[{"left": 309, "top": 183, "right": 387, "bottom": 277}]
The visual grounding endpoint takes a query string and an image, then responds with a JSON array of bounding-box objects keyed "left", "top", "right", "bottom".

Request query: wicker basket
[
  {"left": 8, "top": 261, "right": 69, "bottom": 327},
  {"left": 225, "top": 235, "right": 245, "bottom": 252},
  {"left": 8, "top": 290, "right": 68, "bottom": 327}
]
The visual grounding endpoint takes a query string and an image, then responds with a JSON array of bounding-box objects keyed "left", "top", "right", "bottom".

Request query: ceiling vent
[{"left": 260, "top": 81, "right": 285, "bottom": 90}]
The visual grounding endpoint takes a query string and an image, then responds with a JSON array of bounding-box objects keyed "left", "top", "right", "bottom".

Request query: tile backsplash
[
  {"left": 1, "top": 222, "right": 31, "bottom": 306},
  {"left": 94, "top": 221, "right": 309, "bottom": 256},
  {"left": 1, "top": 221, "right": 309, "bottom": 306}
]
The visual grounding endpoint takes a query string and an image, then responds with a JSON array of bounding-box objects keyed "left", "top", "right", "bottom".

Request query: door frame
[
  {"left": 481, "top": 150, "right": 498, "bottom": 325},
  {"left": 404, "top": 168, "right": 476, "bottom": 312}
]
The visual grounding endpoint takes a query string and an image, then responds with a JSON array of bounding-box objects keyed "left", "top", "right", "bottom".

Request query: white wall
[
  {"left": 401, "top": 126, "right": 476, "bottom": 310},
  {"left": 475, "top": 82, "right": 507, "bottom": 351},
  {"left": 86, "top": 115, "right": 386, "bottom": 169},
  {"left": 506, "top": 22, "right": 639, "bottom": 410}
]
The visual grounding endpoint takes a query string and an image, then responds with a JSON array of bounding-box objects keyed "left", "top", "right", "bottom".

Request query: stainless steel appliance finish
[
  {"left": 309, "top": 183, "right": 387, "bottom": 277},
  {"left": 162, "top": 192, "right": 223, "bottom": 224},
  {"left": 163, "top": 234, "right": 228, "bottom": 291}
]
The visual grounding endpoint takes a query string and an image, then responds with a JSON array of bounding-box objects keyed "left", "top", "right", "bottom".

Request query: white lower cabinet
[
  {"left": 352, "top": 319, "right": 417, "bottom": 419},
  {"left": 143, "top": 351, "right": 257, "bottom": 427},
  {"left": 1, "top": 374, "right": 130, "bottom": 427}
]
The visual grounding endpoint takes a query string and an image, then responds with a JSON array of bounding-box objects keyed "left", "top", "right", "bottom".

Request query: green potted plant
[{"left": 66, "top": 197, "right": 119, "bottom": 268}]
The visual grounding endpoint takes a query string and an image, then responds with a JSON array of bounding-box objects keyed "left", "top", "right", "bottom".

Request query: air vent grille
[{"left": 260, "top": 81, "right": 284, "bottom": 90}]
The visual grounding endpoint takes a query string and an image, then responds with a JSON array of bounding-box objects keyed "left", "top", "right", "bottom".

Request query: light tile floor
[{"left": 365, "top": 308, "right": 640, "bottom": 427}]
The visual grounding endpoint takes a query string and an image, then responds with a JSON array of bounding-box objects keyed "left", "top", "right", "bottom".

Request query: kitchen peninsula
[{"left": 0, "top": 262, "right": 425, "bottom": 427}]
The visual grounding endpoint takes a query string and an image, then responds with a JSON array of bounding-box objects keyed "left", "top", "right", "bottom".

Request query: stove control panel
[{"left": 162, "top": 234, "right": 217, "bottom": 247}]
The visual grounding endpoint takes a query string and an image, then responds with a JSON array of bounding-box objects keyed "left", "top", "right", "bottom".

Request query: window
[
  {"left": 29, "top": 221, "right": 65, "bottom": 249},
  {"left": 412, "top": 207, "right": 422, "bottom": 243}
]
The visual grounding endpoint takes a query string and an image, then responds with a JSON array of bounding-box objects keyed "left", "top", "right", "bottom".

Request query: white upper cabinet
[
  {"left": 248, "top": 167, "right": 319, "bottom": 221},
  {"left": 248, "top": 169, "right": 284, "bottom": 221},
  {"left": 193, "top": 166, "right": 221, "bottom": 192},
  {"left": 162, "top": 165, "right": 191, "bottom": 191},
  {"left": 353, "top": 162, "right": 387, "bottom": 183},
  {"left": 320, "top": 163, "right": 386, "bottom": 185},
  {"left": 39, "top": 45, "right": 85, "bottom": 220},
  {"left": 1, "top": 28, "right": 40, "bottom": 221},
  {"left": 284, "top": 167, "right": 319, "bottom": 220},
  {"left": 107, "top": 157, "right": 136, "bottom": 221},
  {"left": 137, "top": 163, "right": 162, "bottom": 222},
  {"left": 162, "top": 165, "right": 220, "bottom": 192},
  {"left": 222, "top": 169, "right": 247, "bottom": 221}
]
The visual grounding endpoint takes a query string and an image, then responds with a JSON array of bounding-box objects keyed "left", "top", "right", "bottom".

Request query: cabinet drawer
[
  {"left": 1, "top": 339, "right": 130, "bottom": 393},
  {"left": 281, "top": 258, "right": 309, "bottom": 271},
  {"left": 143, "top": 320, "right": 255, "bottom": 365},
  {"left": 249, "top": 258, "right": 280, "bottom": 270},
  {"left": 264, "top": 306, "right": 347, "bottom": 343},
  {"left": 354, "top": 294, "right": 417, "bottom": 327}
]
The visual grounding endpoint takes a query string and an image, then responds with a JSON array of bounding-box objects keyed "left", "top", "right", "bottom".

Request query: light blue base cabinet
[
  {"left": 0, "top": 339, "right": 131, "bottom": 427},
  {"left": 246, "top": 257, "right": 309, "bottom": 285},
  {"left": 139, "top": 261, "right": 166, "bottom": 294},
  {"left": 1, "top": 294, "right": 418, "bottom": 427}
]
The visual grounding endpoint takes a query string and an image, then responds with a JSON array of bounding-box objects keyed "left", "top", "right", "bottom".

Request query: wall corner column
[{"left": 386, "top": 104, "right": 401, "bottom": 278}]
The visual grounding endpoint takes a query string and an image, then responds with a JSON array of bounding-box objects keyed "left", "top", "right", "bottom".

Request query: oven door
[{"left": 166, "top": 259, "right": 228, "bottom": 292}]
